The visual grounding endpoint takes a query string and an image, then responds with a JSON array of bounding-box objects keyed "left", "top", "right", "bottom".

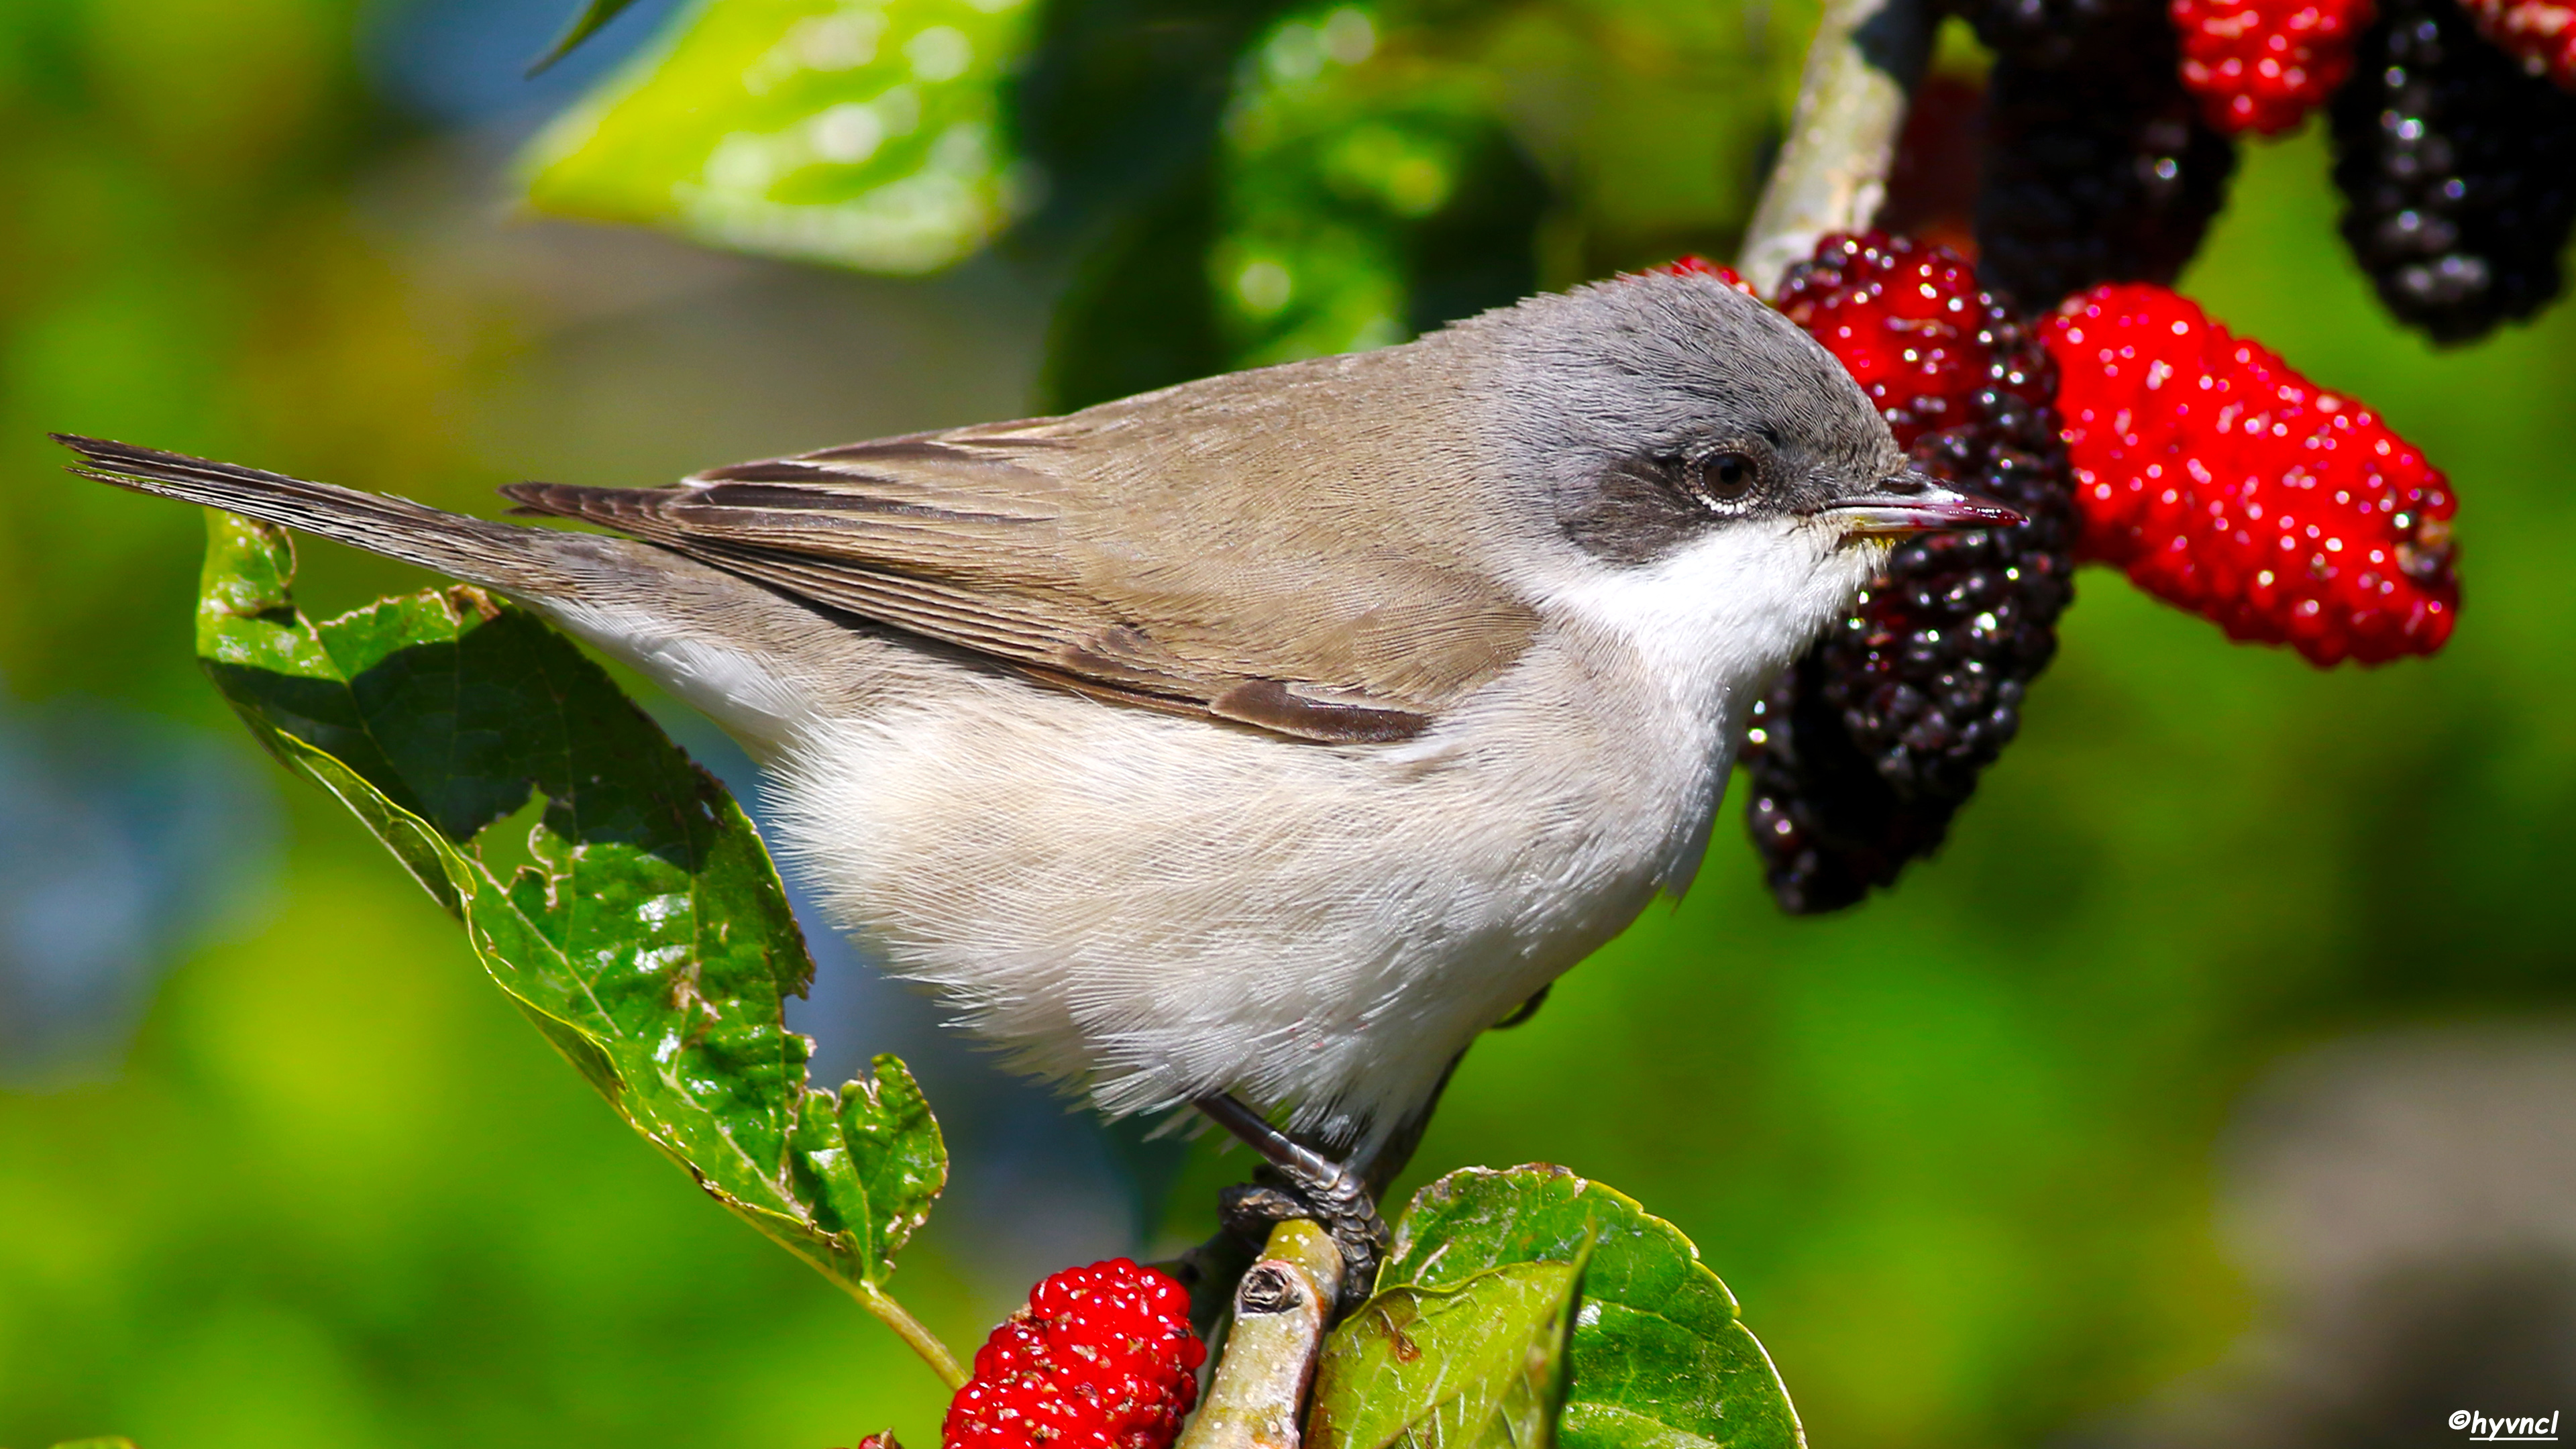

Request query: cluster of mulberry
[
  {"left": 1951, "top": 0, "right": 2576, "bottom": 341},
  {"left": 1742, "top": 235, "right": 2079, "bottom": 912},
  {"left": 2328, "top": 0, "right": 2576, "bottom": 342},
  {"left": 1733, "top": 225, "right": 2466, "bottom": 911},
  {"left": 1733, "top": 0, "right": 2528, "bottom": 916}
]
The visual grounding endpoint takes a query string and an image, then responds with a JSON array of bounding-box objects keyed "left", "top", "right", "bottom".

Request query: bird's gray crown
[{"left": 1438, "top": 271, "right": 1907, "bottom": 565}]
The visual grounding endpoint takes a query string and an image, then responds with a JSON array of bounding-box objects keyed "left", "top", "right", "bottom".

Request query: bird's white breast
[
  {"left": 751, "top": 522, "right": 1862, "bottom": 1154},
  {"left": 536, "top": 519, "right": 1875, "bottom": 1157}
]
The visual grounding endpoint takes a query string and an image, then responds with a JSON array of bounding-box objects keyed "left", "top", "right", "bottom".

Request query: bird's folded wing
[{"left": 498, "top": 415, "right": 1539, "bottom": 743}]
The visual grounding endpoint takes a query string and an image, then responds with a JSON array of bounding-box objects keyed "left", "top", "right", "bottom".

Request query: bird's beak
[{"left": 1813, "top": 472, "right": 2024, "bottom": 539}]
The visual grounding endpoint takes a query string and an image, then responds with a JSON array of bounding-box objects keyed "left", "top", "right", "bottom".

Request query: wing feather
[{"left": 496, "top": 389, "right": 1538, "bottom": 743}]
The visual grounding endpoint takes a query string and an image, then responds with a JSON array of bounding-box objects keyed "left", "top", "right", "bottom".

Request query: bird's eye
[{"left": 1697, "top": 450, "right": 1758, "bottom": 504}]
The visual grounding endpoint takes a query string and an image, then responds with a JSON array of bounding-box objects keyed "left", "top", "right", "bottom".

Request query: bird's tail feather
[{"left": 54, "top": 434, "right": 574, "bottom": 596}]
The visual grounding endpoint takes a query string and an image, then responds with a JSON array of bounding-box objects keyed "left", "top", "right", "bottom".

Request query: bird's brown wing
[{"left": 497, "top": 395, "right": 1540, "bottom": 743}]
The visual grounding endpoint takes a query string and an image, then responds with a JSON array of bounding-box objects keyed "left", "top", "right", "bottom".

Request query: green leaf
[
  {"left": 191, "top": 513, "right": 959, "bottom": 1383},
  {"left": 48, "top": 1438, "right": 140, "bottom": 1448},
  {"left": 520, "top": 0, "right": 1040, "bottom": 274},
  {"left": 1212, "top": 5, "right": 1543, "bottom": 365},
  {"left": 1309, "top": 1259, "right": 1585, "bottom": 1449},
  {"left": 1375, "top": 1167, "right": 1805, "bottom": 1449},
  {"left": 530, "top": 0, "right": 649, "bottom": 73}
]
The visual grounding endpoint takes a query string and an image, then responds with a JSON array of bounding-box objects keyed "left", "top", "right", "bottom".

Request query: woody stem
[{"left": 1738, "top": 0, "right": 1934, "bottom": 293}]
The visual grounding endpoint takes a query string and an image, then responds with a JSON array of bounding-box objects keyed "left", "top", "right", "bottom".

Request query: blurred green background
[{"left": 2, "top": 0, "right": 2573, "bottom": 1444}]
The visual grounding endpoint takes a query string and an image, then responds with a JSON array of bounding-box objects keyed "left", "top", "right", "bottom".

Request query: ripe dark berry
[
  {"left": 1966, "top": 0, "right": 2163, "bottom": 66},
  {"left": 1743, "top": 659, "right": 1960, "bottom": 914},
  {"left": 2043, "top": 283, "right": 2460, "bottom": 665},
  {"left": 942, "top": 1259, "right": 1205, "bottom": 1449},
  {"left": 1743, "top": 234, "right": 2079, "bottom": 914},
  {"left": 2171, "top": 0, "right": 2377, "bottom": 133},
  {"left": 2328, "top": 0, "right": 2576, "bottom": 343},
  {"left": 2460, "top": 0, "right": 2576, "bottom": 87},
  {"left": 1975, "top": 31, "right": 2241, "bottom": 311}
]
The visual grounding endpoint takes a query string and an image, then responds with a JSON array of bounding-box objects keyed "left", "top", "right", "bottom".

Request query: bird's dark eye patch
[{"left": 1561, "top": 443, "right": 1770, "bottom": 564}]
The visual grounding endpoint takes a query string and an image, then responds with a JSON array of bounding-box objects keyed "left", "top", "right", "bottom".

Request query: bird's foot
[
  {"left": 1196, "top": 1094, "right": 1389, "bottom": 1311},
  {"left": 1219, "top": 1179, "right": 1385, "bottom": 1307}
]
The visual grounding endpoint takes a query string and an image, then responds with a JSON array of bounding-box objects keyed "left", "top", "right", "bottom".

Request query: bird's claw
[
  {"left": 1220, "top": 1177, "right": 1387, "bottom": 1309},
  {"left": 1195, "top": 1093, "right": 1390, "bottom": 1312}
]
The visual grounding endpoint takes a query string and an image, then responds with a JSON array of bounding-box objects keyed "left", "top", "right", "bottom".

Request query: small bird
[{"left": 59, "top": 270, "right": 2010, "bottom": 1287}]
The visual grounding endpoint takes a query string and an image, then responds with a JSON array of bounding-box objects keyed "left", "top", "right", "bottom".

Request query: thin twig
[
  {"left": 1738, "top": 0, "right": 1933, "bottom": 292},
  {"left": 853, "top": 1280, "right": 969, "bottom": 1390},
  {"left": 1175, "top": 1222, "right": 1346, "bottom": 1449}
]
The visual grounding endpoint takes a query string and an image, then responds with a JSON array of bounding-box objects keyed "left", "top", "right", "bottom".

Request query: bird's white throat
[{"left": 707, "top": 517, "right": 1886, "bottom": 1156}]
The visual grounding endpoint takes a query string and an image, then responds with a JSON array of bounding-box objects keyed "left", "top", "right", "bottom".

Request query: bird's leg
[
  {"left": 1195, "top": 1093, "right": 1390, "bottom": 1311},
  {"left": 1160, "top": 1041, "right": 1485, "bottom": 1327}
]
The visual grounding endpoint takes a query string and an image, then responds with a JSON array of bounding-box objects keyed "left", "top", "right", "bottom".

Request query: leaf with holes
[{"left": 193, "top": 511, "right": 959, "bottom": 1384}]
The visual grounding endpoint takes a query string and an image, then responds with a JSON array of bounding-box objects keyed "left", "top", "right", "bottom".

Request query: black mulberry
[
  {"left": 1745, "top": 235, "right": 2080, "bottom": 913},
  {"left": 1975, "top": 30, "right": 2241, "bottom": 312},
  {"left": 2328, "top": 0, "right": 2576, "bottom": 343}
]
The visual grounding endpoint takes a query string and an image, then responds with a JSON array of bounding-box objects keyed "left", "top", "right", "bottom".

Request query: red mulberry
[
  {"left": 942, "top": 1259, "right": 1204, "bottom": 1449},
  {"left": 2043, "top": 282, "right": 2460, "bottom": 664}
]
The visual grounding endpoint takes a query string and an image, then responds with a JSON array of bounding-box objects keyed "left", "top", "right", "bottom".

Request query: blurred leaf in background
[
  {"left": 537, "top": 0, "right": 1809, "bottom": 402},
  {"left": 1209, "top": 5, "right": 1544, "bottom": 364},
  {"left": 523, "top": 0, "right": 1044, "bottom": 272}
]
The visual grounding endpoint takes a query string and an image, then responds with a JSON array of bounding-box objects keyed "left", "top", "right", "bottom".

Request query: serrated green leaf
[
  {"left": 191, "top": 513, "right": 956, "bottom": 1379},
  {"left": 1377, "top": 1167, "right": 1804, "bottom": 1449},
  {"left": 1309, "top": 1259, "right": 1585, "bottom": 1449},
  {"left": 521, "top": 0, "right": 1040, "bottom": 274},
  {"left": 531, "top": 0, "right": 651, "bottom": 74}
]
